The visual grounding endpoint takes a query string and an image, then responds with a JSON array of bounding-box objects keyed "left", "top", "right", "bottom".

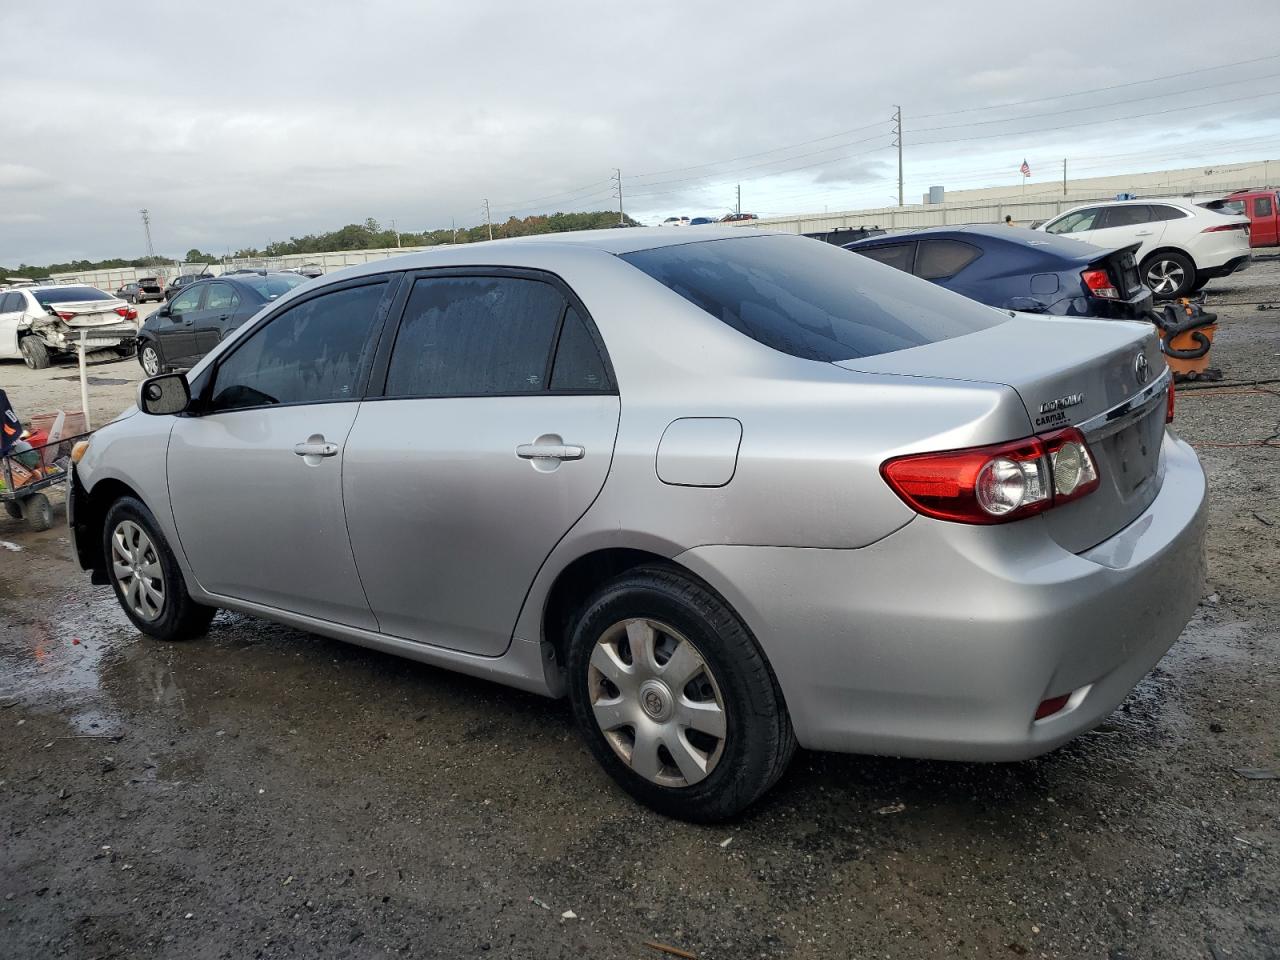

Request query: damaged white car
[{"left": 0, "top": 285, "right": 140, "bottom": 369}]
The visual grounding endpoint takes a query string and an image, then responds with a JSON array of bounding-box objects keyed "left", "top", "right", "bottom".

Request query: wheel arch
[
  {"left": 73, "top": 476, "right": 147, "bottom": 579},
  {"left": 1140, "top": 245, "right": 1196, "bottom": 271}
]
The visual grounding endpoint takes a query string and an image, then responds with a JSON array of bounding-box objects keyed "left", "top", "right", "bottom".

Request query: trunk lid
[
  {"left": 835, "top": 313, "right": 1169, "bottom": 553},
  {"left": 48, "top": 299, "right": 133, "bottom": 327},
  {"left": 1086, "top": 242, "right": 1144, "bottom": 299}
]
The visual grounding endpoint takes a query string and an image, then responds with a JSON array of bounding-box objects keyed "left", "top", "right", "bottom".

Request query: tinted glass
[
  {"left": 915, "top": 239, "right": 981, "bottom": 280},
  {"left": 209, "top": 281, "right": 387, "bottom": 412},
  {"left": 0, "top": 292, "right": 21, "bottom": 312},
  {"left": 203, "top": 283, "right": 239, "bottom": 311},
  {"left": 1256, "top": 196, "right": 1273, "bottom": 217},
  {"left": 171, "top": 287, "right": 202, "bottom": 313},
  {"left": 550, "top": 306, "right": 610, "bottom": 391},
  {"left": 1209, "top": 199, "right": 1246, "bottom": 216},
  {"left": 1046, "top": 208, "right": 1102, "bottom": 234},
  {"left": 238, "top": 273, "right": 309, "bottom": 300},
  {"left": 855, "top": 243, "right": 913, "bottom": 273},
  {"left": 32, "top": 286, "right": 113, "bottom": 305},
  {"left": 386, "top": 276, "right": 564, "bottom": 397},
  {"left": 622, "top": 235, "right": 1005, "bottom": 362},
  {"left": 1101, "top": 205, "right": 1152, "bottom": 228},
  {"left": 1147, "top": 204, "right": 1188, "bottom": 222}
]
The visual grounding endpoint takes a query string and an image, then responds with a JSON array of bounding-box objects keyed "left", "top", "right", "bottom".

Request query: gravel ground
[{"left": 0, "top": 263, "right": 1277, "bottom": 960}]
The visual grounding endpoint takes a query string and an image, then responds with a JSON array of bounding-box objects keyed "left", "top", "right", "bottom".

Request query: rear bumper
[
  {"left": 1199, "top": 254, "right": 1251, "bottom": 280},
  {"left": 1049, "top": 287, "right": 1152, "bottom": 321},
  {"left": 677, "top": 432, "right": 1206, "bottom": 761}
]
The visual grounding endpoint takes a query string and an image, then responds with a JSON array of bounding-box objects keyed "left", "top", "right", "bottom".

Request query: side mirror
[{"left": 138, "top": 373, "right": 190, "bottom": 416}]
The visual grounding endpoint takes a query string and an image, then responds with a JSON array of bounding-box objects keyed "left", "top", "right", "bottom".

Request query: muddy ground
[{"left": 1, "top": 265, "right": 1277, "bottom": 960}]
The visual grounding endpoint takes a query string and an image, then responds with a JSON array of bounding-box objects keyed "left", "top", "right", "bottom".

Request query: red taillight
[
  {"left": 1201, "top": 222, "right": 1248, "bottom": 233},
  {"left": 1081, "top": 268, "right": 1119, "bottom": 299},
  {"left": 1166, "top": 380, "right": 1175, "bottom": 424},
  {"left": 1035, "top": 693, "right": 1071, "bottom": 720},
  {"left": 114, "top": 306, "right": 130, "bottom": 317},
  {"left": 881, "top": 427, "right": 1099, "bottom": 525},
  {"left": 56, "top": 311, "right": 75, "bottom": 320}
]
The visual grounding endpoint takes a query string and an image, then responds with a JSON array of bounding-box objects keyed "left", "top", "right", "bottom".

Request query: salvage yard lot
[{"left": 1, "top": 262, "right": 1278, "bottom": 959}]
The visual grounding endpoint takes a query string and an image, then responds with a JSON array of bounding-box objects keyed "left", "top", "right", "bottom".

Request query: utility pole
[
  {"left": 1063, "top": 158, "right": 1068, "bottom": 196},
  {"left": 140, "top": 208, "right": 155, "bottom": 262},
  {"left": 612, "top": 168, "right": 625, "bottom": 226},
  {"left": 891, "top": 106, "right": 904, "bottom": 207},
  {"left": 736, "top": 184, "right": 741, "bottom": 216},
  {"left": 483, "top": 199, "right": 493, "bottom": 241},
  {"left": 391, "top": 218, "right": 401, "bottom": 247}
]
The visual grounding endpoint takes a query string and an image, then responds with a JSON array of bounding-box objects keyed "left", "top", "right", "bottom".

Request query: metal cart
[{"left": 0, "top": 430, "right": 91, "bottom": 532}]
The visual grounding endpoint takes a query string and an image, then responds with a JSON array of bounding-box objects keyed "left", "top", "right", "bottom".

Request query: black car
[
  {"left": 137, "top": 272, "right": 311, "bottom": 375},
  {"left": 163, "top": 273, "right": 211, "bottom": 301},
  {"left": 115, "top": 277, "right": 165, "bottom": 304},
  {"left": 844, "top": 225, "right": 1154, "bottom": 321}
]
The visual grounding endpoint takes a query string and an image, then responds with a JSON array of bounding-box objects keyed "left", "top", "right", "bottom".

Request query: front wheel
[
  {"left": 566, "top": 565, "right": 795, "bottom": 822},
  {"left": 139, "top": 343, "right": 162, "bottom": 376},
  {"left": 102, "top": 496, "right": 216, "bottom": 641},
  {"left": 1143, "top": 251, "right": 1196, "bottom": 299}
]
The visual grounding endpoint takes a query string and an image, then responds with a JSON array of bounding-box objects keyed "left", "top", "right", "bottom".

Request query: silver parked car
[{"left": 68, "top": 228, "right": 1206, "bottom": 821}]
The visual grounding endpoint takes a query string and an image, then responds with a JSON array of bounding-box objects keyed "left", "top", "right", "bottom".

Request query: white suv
[{"left": 1038, "top": 198, "right": 1251, "bottom": 298}]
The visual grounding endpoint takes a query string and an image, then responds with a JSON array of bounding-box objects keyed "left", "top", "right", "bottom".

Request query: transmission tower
[{"left": 140, "top": 209, "right": 156, "bottom": 261}]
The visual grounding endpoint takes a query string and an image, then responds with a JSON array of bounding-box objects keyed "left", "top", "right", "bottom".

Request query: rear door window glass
[
  {"left": 550, "top": 306, "right": 610, "bottom": 391},
  {"left": 1100, "top": 205, "right": 1152, "bottom": 228},
  {"left": 386, "top": 276, "right": 565, "bottom": 397},
  {"left": 203, "top": 283, "right": 239, "bottom": 312},
  {"left": 855, "top": 243, "right": 914, "bottom": 273},
  {"left": 208, "top": 280, "right": 388, "bottom": 411},
  {"left": 622, "top": 235, "right": 1005, "bottom": 362},
  {"left": 914, "top": 240, "right": 982, "bottom": 280}
]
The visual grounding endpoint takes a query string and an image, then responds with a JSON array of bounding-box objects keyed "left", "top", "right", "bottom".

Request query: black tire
[
  {"left": 138, "top": 343, "right": 163, "bottom": 376},
  {"left": 1142, "top": 250, "right": 1196, "bottom": 300},
  {"left": 21, "top": 493, "right": 53, "bottom": 531},
  {"left": 566, "top": 565, "right": 795, "bottom": 822},
  {"left": 19, "top": 336, "right": 51, "bottom": 370},
  {"left": 4, "top": 500, "right": 23, "bottom": 520},
  {"left": 102, "top": 496, "right": 216, "bottom": 641}
]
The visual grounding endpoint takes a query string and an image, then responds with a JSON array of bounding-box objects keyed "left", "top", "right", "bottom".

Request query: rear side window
[
  {"left": 1100, "top": 205, "right": 1152, "bottom": 228},
  {"left": 622, "top": 235, "right": 1005, "bottom": 362},
  {"left": 203, "top": 283, "right": 240, "bottom": 311},
  {"left": 1, "top": 292, "right": 23, "bottom": 312},
  {"left": 550, "top": 306, "right": 610, "bottom": 391},
  {"left": 914, "top": 239, "right": 981, "bottom": 280},
  {"left": 386, "top": 276, "right": 566, "bottom": 397},
  {"left": 1256, "top": 196, "right": 1273, "bottom": 217},
  {"left": 855, "top": 243, "right": 914, "bottom": 273},
  {"left": 208, "top": 281, "right": 388, "bottom": 412}
]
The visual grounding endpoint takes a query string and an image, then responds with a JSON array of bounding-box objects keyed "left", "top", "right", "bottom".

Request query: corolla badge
[
  {"left": 1038, "top": 393, "right": 1085, "bottom": 415},
  {"left": 1134, "top": 352, "right": 1150, "bottom": 385}
]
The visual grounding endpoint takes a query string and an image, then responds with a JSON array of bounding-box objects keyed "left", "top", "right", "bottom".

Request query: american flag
[{"left": 1020, "top": 159, "right": 1031, "bottom": 178}]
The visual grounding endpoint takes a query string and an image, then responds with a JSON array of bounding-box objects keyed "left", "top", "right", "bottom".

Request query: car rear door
[
  {"left": 167, "top": 275, "right": 397, "bottom": 627},
  {"left": 1043, "top": 206, "right": 1106, "bottom": 243},
  {"left": 1087, "top": 205, "right": 1164, "bottom": 260},
  {"left": 342, "top": 270, "right": 620, "bottom": 656}
]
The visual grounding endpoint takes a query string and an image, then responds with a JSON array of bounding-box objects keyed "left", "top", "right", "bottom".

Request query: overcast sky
[{"left": 4, "top": 0, "right": 1280, "bottom": 265}]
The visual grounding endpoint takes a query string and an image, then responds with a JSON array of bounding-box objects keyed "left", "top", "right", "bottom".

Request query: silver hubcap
[
  {"left": 1146, "top": 260, "right": 1185, "bottom": 295},
  {"left": 110, "top": 520, "right": 165, "bottom": 621},
  {"left": 141, "top": 348, "right": 159, "bottom": 375},
  {"left": 588, "top": 618, "right": 727, "bottom": 788}
]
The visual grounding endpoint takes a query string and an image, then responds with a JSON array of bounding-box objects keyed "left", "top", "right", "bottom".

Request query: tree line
[{"left": 2, "top": 211, "right": 637, "bottom": 277}]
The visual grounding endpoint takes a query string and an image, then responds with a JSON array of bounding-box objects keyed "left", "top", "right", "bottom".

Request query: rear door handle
[
  {"left": 1134, "top": 231, "right": 1153, "bottom": 236},
  {"left": 294, "top": 438, "right": 339, "bottom": 458},
  {"left": 516, "top": 442, "right": 585, "bottom": 461}
]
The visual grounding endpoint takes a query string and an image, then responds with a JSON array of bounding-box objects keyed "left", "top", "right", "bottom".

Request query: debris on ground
[
  {"left": 876, "top": 802, "right": 907, "bottom": 815},
  {"left": 527, "top": 896, "right": 551, "bottom": 911},
  {"left": 1232, "top": 767, "right": 1279, "bottom": 781},
  {"left": 643, "top": 942, "right": 698, "bottom": 959}
]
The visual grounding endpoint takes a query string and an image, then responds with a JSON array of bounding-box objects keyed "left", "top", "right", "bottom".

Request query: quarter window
[
  {"left": 207, "top": 280, "right": 388, "bottom": 412},
  {"left": 914, "top": 239, "right": 981, "bottom": 280},
  {"left": 550, "top": 306, "right": 609, "bottom": 391},
  {"left": 385, "top": 276, "right": 566, "bottom": 397},
  {"left": 855, "top": 243, "right": 914, "bottom": 273},
  {"left": 1147, "top": 204, "right": 1188, "bottom": 222}
]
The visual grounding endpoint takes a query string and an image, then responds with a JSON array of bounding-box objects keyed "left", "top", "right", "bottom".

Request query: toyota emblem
[{"left": 1133, "top": 352, "right": 1150, "bottom": 385}]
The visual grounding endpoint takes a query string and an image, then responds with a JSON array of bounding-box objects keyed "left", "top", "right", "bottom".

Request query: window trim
[
  {"left": 365, "top": 265, "right": 617, "bottom": 402},
  {"left": 190, "top": 273, "right": 404, "bottom": 417}
]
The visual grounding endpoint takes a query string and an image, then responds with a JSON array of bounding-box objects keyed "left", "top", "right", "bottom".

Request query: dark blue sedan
[{"left": 844, "top": 225, "right": 1154, "bottom": 321}]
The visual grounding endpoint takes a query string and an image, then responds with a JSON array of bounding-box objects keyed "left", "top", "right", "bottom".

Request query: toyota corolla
[{"left": 68, "top": 229, "right": 1206, "bottom": 821}]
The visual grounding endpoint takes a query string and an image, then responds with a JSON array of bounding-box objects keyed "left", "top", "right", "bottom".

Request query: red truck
[{"left": 1202, "top": 189, "right": 1279, "bottom": 247}]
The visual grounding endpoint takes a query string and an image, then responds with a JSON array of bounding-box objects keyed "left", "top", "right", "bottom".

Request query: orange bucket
[{"left": 1159, "top": 323, "right": 1216, "bottom": 376}]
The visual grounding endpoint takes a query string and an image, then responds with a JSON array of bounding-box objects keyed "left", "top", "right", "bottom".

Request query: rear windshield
[
  {"left": 621, "top": 235, "right": 1006, "bottom": 361},
  {"left": 33, "top": 286, "right": 114, "bottom": 305},
  {"left": 237, "top": 273, "right": 310, "bottom": 300}
]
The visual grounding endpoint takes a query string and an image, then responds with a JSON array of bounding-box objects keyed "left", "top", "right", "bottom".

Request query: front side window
[
  {"left": 207, "top": 280, "right": 388, "bottom": 412},
  {"left": 855, "top": 243, "right": 914, "bottom": 273},
  {"left": 385, "top": 276, "right": 566, "bottom": 397},
  {"left": 622, "top": 235, "right": 1005, "bottom": 362},
  {"left": 914, "top": 239, "right": 981, "bottom": 280},
  {"left": 171, "top": 287, "right": 203, "bottom": 315},
  {"left": 1045, "top": 208, "right": 1102, "bottom": 234}
]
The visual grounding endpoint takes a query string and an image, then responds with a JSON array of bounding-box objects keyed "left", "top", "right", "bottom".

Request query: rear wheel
[
  {"left": 1143, "top": 251, "right": 1195, "bottom": 299},
  {"left": 566, "top": 565, "right": 795, "bottom": 822},
  {"left": 103, "top": 496, "right": 216, "bottom": 641},
  {"left": 19, "top": 336, "right": 51, "bottom": 370}
]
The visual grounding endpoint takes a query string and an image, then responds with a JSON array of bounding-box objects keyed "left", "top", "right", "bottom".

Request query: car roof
[{"left": 847, "top": 224, "right": 1102, "bottom": 259}]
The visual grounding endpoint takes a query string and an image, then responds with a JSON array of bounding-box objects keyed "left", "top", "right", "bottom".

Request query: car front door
[
  {"left": 342, "top": 271, "right": 621, "bottom": 656},
  {"left": 1043, "top": 206, "right": 1105, "bottom": 243},
  {"left": 167, "top": 275, "right": 397, "bottom": 628},
  {"left": 157, "top": 286, "right": 204, "bottom": 367},
  {"left": 191, "top": 282, "right": 240, "bottom": 359}
]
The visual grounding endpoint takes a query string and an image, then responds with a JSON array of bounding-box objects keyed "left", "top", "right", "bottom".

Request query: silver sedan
[{"left": 69, "top": 228, "right": 1206, "bottom": 820}]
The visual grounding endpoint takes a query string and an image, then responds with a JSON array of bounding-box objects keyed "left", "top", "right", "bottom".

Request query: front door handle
[
  {"left": 1134, "top": 231, "right": 1153, "bottom": 236},
  {"left": 516, "top": 442, "right": 585, "bottom": 461},
  {"left": 294, "top": 436, "right": 339, "bottom": 458}
]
